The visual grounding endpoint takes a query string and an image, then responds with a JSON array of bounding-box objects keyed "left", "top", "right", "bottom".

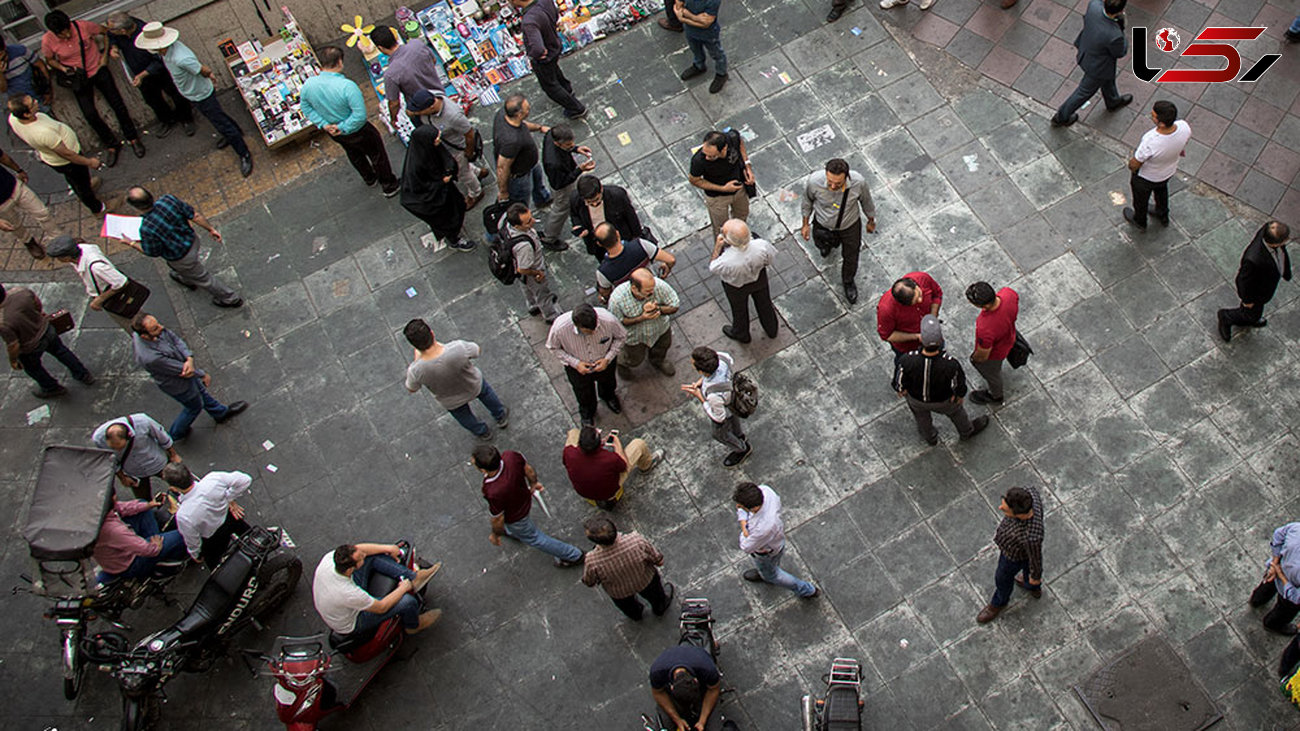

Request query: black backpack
[{"left": 482, "top": 199, "right": 512, "bottom": 241}]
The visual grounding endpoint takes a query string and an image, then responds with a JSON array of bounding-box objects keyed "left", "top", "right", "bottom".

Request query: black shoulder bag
[
  {"left": 812, "top": 185, "right": 850, "bottom": 252},
  {"left": 54, "top": 22, "right": 90, "bottom": 92},
  {"left": 91, "top": 260, "right": 151, "bottom": 319}
]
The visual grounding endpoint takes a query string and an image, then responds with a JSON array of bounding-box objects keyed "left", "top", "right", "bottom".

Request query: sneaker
[
  {"left": 826, "top": 7, "right": 843, "bottom": 21},
  {"left": 412, "top": 561, "right": 442, "bottom": 591},
  {"left": 680, "top": 64, "right": 707, "bottom": 81},
  {"left": 723, "top": 442, "right": 751, "bottom": 467},
  {"left": 476, "top": 428, "right": 494, "bottom": 442},
  {"left": 968, "top": 390, "right": 1003, "bottom": 405},
  {"left": 742, "top": 569, "right": 763, "bottom": 582},
  {"left": 803, "top": 587, "right": 821, "bottom": 599},
  {"left": 32, "top": 384, "right": 67, "bottom": 398},
  {"left": 880, "top": 0, "right": 908, "bottom": 7},
  {"left": 528, "top": 306, "right": 542, "bottom": 316},
  {"left": 156, "top": 122, "right": 175, "bottom": 139},
  {"left": 382, "top": 183, "right": 401, "bottom": 198},
  {"left": 708, "top": 74, "right": 728, "bottom": 94},
  {"left": 495, "top": 406, "right": 510, "bottom": 429},
  {"left": 554, "top": 553, "right": 585, "bottom": 568},
  {"left": 960, "top": 415, "right": 990, "bottom": 440},
  {"left": 448, "top": 237, "right": 477, "bottom": 251},
  {"left": 918, "top": 0, "right": 935, "bottom": 8},
  {"left": 23, "top": 237, "right": 45, "bottom": 259},
  {"left": 1287, "top": 29, "right": 1300, "bottom": 43},
  {"left": 644, "top": 449, "right": 664, "bottom": 472}
]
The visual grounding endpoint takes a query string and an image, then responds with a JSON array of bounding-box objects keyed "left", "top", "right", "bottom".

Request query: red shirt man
[
  {"left": 876, "top": 271, "right": 942, "bottom": 354},
  {"left": 474, "top": 445, "right": 585, "bottom": 566},
  {"left": 480, "top": 449, "right": 533, "bottom": 525},
  {"left": 966, "top": 282, "right": 1019, "bottom": 404}
]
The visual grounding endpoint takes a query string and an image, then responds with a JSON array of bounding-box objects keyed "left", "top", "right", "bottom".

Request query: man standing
[
  {"left": 494, "top": 95, "right": 561, "bottom": 237},
  {"left": 965, "top": 281, "right": 1020, "bottom": 405},
  {"left": 512, "top": 0, "right": 587, "bottom": 119},
  {"left": 1218, "top": 221, "right": 1291, "bottom": 341},
  {"left": 1249, "top": 522, "right": 1300, "bottom": 635},
  {"left": 473, "top": 444, "right": 585, "bottom": 567},
  {"left": 0, "top": 42, "right": 51, "bottom": 109},
  {"left": 571, "top": 176, "right": 646, "bottom": 263},
  {"left": 104, "top": 14, "right": 193, "bottom": 138},
  {"left": 1123, "top": 100, "right": 1190, "bottom": 229},
  {"left": 689, "top": 130, "right": 750, "bottom": 236},
  {"left": 135, "top": 23, "right": 253, "bottom": 177},
  {"left": 1051, "top": 0, "right": 1132, "bottom": 127},
  {"left": 1, "top": 282, "right": 93, "bottom": 398},
  {"left": 44, "top": 236, "right": 133, "bottom": 329},
  {"left": 161, "top": 461, "right": 250, "bottom": 569},
  {"left": 41, "top": 10, "right": 144, "bottom": 164},
  {"left": 403, "top": 318, "right": 509, "bottom": 441},
  {"left": 877, "top": 271, "right": 943, "bottom": 372},
  {"left": 675, "top": 0, "right": 727, "bottom": 93},
  {"left": 0, "top": 147, "right": 51, "bottom": 260},
  {"left": 408, "top": 89, "right": 486, "bottom": 206},
  {"left": 505, "top": 203, "right": 563, "bottom": 322},
  {"left": 92, "top": 412, "right": 181, "bottom": 500},
  {"left": 733, "top": 482, "right": 818, "bottom": 598},
  {"left": 682, "top": 346, "right": 750, "bottom": 467},
  {"left": 649, "top": 645, "right": 723, "bottom": 731},
  {"left": 563, "top": 425, "right": 661, "bottom": 508},
  {"left": 893, "top": 315, "right": 988, "bottom": 445},
  {"left": 800, "top": 158, "right": 876, "bottom": 304},
  {"left": 594, "top": 223, "right": 676, "bottom": 301},
  {"left": 299, "top": 46, "right": 398, "bottom": 197},
  {"left": 609, "top": 268, "right": 679, "bottom": 377},
  {"left": 371, "top": 26, "right": 444, "bottom": 129},
  {"left": 977, "top": 486, "right": 1044, "bottom": 624},
  {"left": 313, "top": 543, "right": 441, "bottom": 639},
  {"left": 547, "top": 302, "right": 626, "bottom": 426},
  {"left": 125, "top": 186, "right": 242, "bottom": 308},
  {"left": 709, "top": 219, "right": 778, "bottom": 343},
  {"left": 131, "top": 313, "right": 247, "bottom": 439},
  {"left": 8, "top": 94, "right": 106, "bottom": 214},
  {"left": 582, "top": 517, "right": 674, "bottom": 620},
  {"left": 541, "top": 124, "right": 593, "bottom": 243}
]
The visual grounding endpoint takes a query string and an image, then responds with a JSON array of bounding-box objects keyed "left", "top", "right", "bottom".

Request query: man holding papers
[{"left": 123, "top": 186, "right": 242, "bottom": 308}]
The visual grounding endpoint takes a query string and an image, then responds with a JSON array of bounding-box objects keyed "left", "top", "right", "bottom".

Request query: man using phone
[{"left": 563, "top": 425, "right": 662, "bottom": 508}]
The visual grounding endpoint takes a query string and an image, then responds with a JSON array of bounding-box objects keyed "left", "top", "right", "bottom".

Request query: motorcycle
[
  {"left": 92, "top": 524, "right": 302, "bottom": 731},
  {"left": 801, "top": 658, "right": 865, "bottom": 731},
  {"left": 641, "top": 598, "right": 728, "bottom": 731},
  {"left": 243, "top": 540, "right": 430, "bottom": 730}
]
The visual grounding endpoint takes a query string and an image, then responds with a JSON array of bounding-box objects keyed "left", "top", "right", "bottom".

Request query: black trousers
[
  {"left": 1280, "top": 635, "right": 1300, "bottom": 679},
  {"left": 1222, "top": 301, "right": 1268, "bottom": 328},
  {"left": 1251, "top": 580, "right": 1300, "bottom": 632},
  {"left": 74, "top": 66, "right": 139, "bottom": 148},
  {"left": 722, "top": 269, "right": 778, "bottom": 338},
  {"left": 51, "top": 162, "right": 102, "bottom": 213},
  {"left": 199, "top": 513, "right": 251, "bottom": 569},
  {"left": 564, "top": 362, "right": 618, "bottom": 422},
  {"left": 610, "top": 570, "right": 671, "bottom": 620},
  {"left": 813, "top": 219, "right": 861, "bottom": 283},
  {"left": 532, "top": 58, "right": 585, "bottom": 118},
  {"left": 662, "top": 0, "right": 682, "bottom": 26},
  {"left": 332, "top": 122, "right": 397, "bottom": 188},
  {"left": 137, "top": 71, "right": 192, "bottom": 125},
  {"left": 1129, "top": 172, "right": 1169, "bottom": 226}
]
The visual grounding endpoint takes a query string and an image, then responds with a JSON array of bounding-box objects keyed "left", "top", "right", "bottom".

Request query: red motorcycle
[{"left": 244, "top": 540, "right": 430, "bottom": 730}]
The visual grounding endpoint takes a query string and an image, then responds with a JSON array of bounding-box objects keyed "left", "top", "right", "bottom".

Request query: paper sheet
[{"left": 101, "top": 214, "right": 142, "bottom": 242}]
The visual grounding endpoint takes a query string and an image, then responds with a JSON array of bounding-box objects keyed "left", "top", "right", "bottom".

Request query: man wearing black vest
[
  {"left": 1218, "top": 221, "right": 1291, "bottom": 341},
  {"left": 594, "top": 223, "right": 676, "bottom": 301}
]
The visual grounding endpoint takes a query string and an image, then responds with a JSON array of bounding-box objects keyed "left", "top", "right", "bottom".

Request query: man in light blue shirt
[
  {"left": 733, "top": 482, "right": 818, "bottom": 598},
  {"left": 1251, "top": 522, "right": 1300, "bottom": 635},
  {"left": 299, "top": 46, "right": 396, "bottom": 196},
  {"left": 134, "top": 22, "right": 252, "bottom": 177}
]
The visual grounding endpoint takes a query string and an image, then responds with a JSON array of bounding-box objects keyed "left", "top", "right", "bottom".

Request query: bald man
[
  {"left": 607, "top": 268, "right": 680, "bottom": 378},
  {"left": 708, "top": 219, "right": 778, "bottom": 343}
]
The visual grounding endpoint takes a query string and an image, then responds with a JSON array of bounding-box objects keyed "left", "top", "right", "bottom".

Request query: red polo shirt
[
  {"left": 562, "top": 446, "right": 627, "bottom": 501},
  {"left": 876, "top": 271, "right": 942, "bottom": 353},
  {"left": 975, "top": 287, "right": 1019, "bottom": 361},
  {"left": 481, "top": 450, "right": 532, "bottom": 524}
]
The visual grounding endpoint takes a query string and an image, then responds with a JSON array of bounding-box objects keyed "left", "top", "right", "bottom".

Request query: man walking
[
  {"left": 966, "top": 281, "right": 1019, "bottom": 405},
  {"left": 8, "top": 94, "right": 106, "bottom": 214},
  {"left": 571, "top": 175, "right": 646, "bottom": 263},
  {"left": 474, "top": 444, "right": 585, "bottom": 567},
  {"left": 0, "top": 148, "right": 52, "bottom": 260},
  {"left": 682, "top": 346, "right": 750, "bottom": 467},
  {"left": 1218, "top": 221, "right": 1291, "bottom": 341},
  {"left": 563, "top": 426, "right": 661, "bottom": 508},
  {"left": 546, "top": 302, "right": 626, "bottom": 426},
  {"left": 92, "top": 412, "right": 182, "bottom": 500},
  {"left": 800, "top": 158, "right": 875, "bottom": 304},
  {"left": 977, "top": 486, "right": 1044, "bottom": 624},
  {"left": 371, "top": 26, "right": 444, "bottom": 129},
  {"left": 582, "top": 516, "right": 674, "bottom": 620},
  {"left": 1249, "top": 522, "right": 1300, "bottom": 635},
  {"left": 135, "top": 22, "right": 253, "bottom": 177},
  {"left": 689, "top": 130, "right": 750, "bottom": 236},
  {"left": 1051, "top": 0, "right": 1132, "bottom": 127},
  {"left": 609, "top": 268, "right": 679, "bottom": 377},
  {"left": 44, "top": 236, "right": 133, "bottom": 330},
  {"left": 1, "top": 282, "right": 93, "bottom": 398},
  {"left": 893, "top": 315, "right": 988, "bottom": 444},
  {"left": 877, "top": 271, "right": 943, "bottom": 372},
  {"left": 1123, "top": 100, "right": 1190, "bottom": 229},
  {"left": 403, "top": 318, "right": 509, "bottom": 441},
  {"left": 733, "top": 482, "right": 818, "bottom": 598},
  {"left": 408, "top": 89, "right": 486, "bottom": 206},
  {"left": 675, "top": 0, "right": 727, "bottom": 93},
  {"left": 504, "top": 203, "right": 563, "bottom": 322},
  {"left": 595, "top": 223, "right": 676, "bottom": 301},
  {"left": 494, "top": 95, "right": 561, "bottom": 240},
  {"left": 161, "top": 461, "right": 251, "bottom": 569},
  {"left": 125, "top": 186, "right": 243, "bottom": 308},
  {"left": 131, "top": 313, "right": 247, "bottom": 439},
  {"left": 709, "top": 219, "right": 778, "bottom": 343},
  {"left": 300, "top": 46, "right": 399, "bottom": 196},
  {"left": 541, "top": 124, "right": 592, "bottom": 243},
  {"left": 105, "top": 14, "right": 193, "bottom": 138},
  {"left": 512, "top": 0, "right": 587, "bottom": 119}
]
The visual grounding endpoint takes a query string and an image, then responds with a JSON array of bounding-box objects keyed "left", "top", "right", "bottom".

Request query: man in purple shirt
[
  {"left": 371, "top": 26, "right": 445, "bottom": 129},
  {"left": 94, "top": 495, "right": 185, "bottom": 583},
  {"left": 509, "top": 0, "right": 587, "bottom": 119}
]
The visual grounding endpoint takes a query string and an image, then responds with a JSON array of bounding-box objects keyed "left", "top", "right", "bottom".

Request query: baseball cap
[{"left": 408, "top": 88, "right": 445, "bottom": 113}]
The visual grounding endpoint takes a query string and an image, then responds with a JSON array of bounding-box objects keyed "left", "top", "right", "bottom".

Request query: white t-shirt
[
  {"left": 73, "top": 244, "right": 128, "bottom": 297},
  {"left": 311, "top": 552, "right": 376, "bottom": 634},
  {"left": 1134, "top": 120, "right": 1191, "bottom": 183}
]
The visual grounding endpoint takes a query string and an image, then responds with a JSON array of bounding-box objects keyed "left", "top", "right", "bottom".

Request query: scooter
[
  {"left": 244, "top": 540, "right": 429, "bottom": 730},
  {"left": 801, "top": 658, "right": 865, "bottom": 731}
]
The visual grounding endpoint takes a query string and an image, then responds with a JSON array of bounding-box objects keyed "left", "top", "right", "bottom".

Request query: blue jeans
[
  {"left": 1055, "top": 73, "right": 1121, "bottom": 122},
  {"left": 167, "top": 382, "right": 230, "bottom": 439},
  {"left": 990, "top": 553, "right": 1031, "bottom": 607},
  {"left": 194, "top": 92, "right": 249, "bottom": 158},
  {"left": 751, "top": 546, "right": 815, "bottom": 597},
  {"left": 18, "top": 325, "right": 89, "bottom": 392},
  {"left": 1291, "top": 14, "right": 1300, "bottom": 34},
  {"left": 686, "top": 32, "right": 727, "bottom": 76},
  {"left": 448, "top": 380, "right": 507, "bottom": 436},
  {"left": 506, "top": 163, "right": 551, "bottom": 208},
  {"left": 98, "top": 510, "right": 186, "bottom": 583},
  {"left": 505, "top": 515, "right": 583, "bottom": 562},
  {"left": 350, "top": 555, "right": 421, "bottom": 633}
]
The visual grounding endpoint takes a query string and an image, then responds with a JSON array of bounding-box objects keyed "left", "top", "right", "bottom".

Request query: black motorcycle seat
[
  {"left": 824, "top": 685, "right": 861, "bottom": 729},
  {"left": 169, "top": 549, "right": 256, "bottom": 641},
  {"left": 367, "top": 571, "right": 399, "bottom": 597},
  {"left": 328, "top": 624, "right": 379, "bottom": 654}
]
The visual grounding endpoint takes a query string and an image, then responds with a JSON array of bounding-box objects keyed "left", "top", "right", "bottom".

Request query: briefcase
[{"left": 50, "top": 309, "right": 75, "bottom": 335}]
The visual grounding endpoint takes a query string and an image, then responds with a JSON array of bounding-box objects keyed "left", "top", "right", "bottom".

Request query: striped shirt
[
  {"left": 545, "top": 307, "right": 626, "bottom": 369},
  {"left": 993, "top": 487, "right": 1044, "bottom": 581},
  {"left": 581, "top": 531, "right": 663, "bottom": 599}
]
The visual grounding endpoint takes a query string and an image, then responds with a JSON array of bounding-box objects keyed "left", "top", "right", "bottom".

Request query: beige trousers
[
  {"left": 0, "top": 179, "right": 51, "bottom": 249},
  {"left": 705, "top": 189, "right": 749, "bottom": 237},
  {"left": 565, "top": 428, "right": 653, "bottom": 504}
]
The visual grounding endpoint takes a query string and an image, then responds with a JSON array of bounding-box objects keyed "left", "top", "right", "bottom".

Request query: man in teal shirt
[
  {"left": 134, "top": 22, "right": 252, "bottom": 178},
  {"left": 300, "top": 46, "right": 397, "bottom": 196}
]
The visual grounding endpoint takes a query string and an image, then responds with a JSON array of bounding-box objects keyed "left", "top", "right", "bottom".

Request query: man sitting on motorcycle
[
  {"left": 649, "top": 645, "right": 723, "bottom": 731},
  {"left": 94, "top": 495, "right": 186, "bottom": 584},
  {"left": 161, "top": 461, "right": 251, "bottom": 569},
  {"left": 312, "top": 544, "right": 443, "bottom": 638}
]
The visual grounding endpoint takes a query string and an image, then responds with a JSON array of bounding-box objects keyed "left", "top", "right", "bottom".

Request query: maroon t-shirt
[
  {"left": 975, "top": 287, "right": 1019, "bottom": 361},
  {"left": 562, "top": 445, "right": 627, "bottom": 501},
  {"left": 481, "top": 451, "right": 532, "bottom": 523}
]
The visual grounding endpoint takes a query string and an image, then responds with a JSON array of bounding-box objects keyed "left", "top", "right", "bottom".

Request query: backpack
[
  {"left": 482, "top": 199, "right": 512, "bottom": 243},
  {"left": 730, "top": 371, "right": 759, "bottom": 418}
]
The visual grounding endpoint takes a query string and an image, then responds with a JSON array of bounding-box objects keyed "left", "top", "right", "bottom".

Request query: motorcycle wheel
[
  {"left": 62, "top": 626, "right": 84, "bottom": 700},
  {"left": 120, "top": 695, "right": 158, "bottom": 731},
  {"left": 250, "top": 551, "right": 302, "bottom": 621}
]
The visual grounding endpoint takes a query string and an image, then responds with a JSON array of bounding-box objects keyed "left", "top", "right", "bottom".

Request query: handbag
[
  {"left": 812, "top": 185, "right": 851, "bottom": 251},
  {"left": 90, "top": 260, "right": 150, "bottom": 319},
  {"left": 50, "top": 309, "right": 74, "bottom": 334},
  {"left": 1007, "top": 331, "right": 1033, "bottom": 369},
  {"left": 53, "top": 22, "right": 90, "bottom": 92}
]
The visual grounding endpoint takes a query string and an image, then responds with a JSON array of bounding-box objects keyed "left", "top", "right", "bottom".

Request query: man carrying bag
[{"left": 800, "top": 158, "right": 876, "bottom": 305}]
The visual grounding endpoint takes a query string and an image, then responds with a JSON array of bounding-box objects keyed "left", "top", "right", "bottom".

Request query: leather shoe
[
  {"left": 32, "top": 385, "right": 67, "bottom": 398},
  {"left": 742, "top": 569, "right": 763, "bottom": 582},
  {"left": 709, "top": 74, "right": 728, "bottom": 94},
  {"left": 968, "top": 390, "right": 1003, "bottom": 405},
  {"left": 924, "top": 433, "right": 938, "bottom": 446},
  {"left": 131, "top": 139, "right": 146, "bottom": 158},
  {"left": 804, "top": 587, "right": 821, "bottom": 599},
  {"left": 658, "top": 16, "right": 684, "bottom": 31},
  {"left": 23, "top": 237, "right": 45, "bottom": 259},
  {"left": 156, "top": 122, "right": 175, "bottom": 139},
  {"left": 961, "top": 415, "right": 990, "bottom": 440},
  {"left": 1216, "top": 310, "right": 1232, "bottom": 342},
  {"left": 214, "top": 400, "right": 249, "bottom": 423},
  {"left": 680, "top": 64, "right": 707, "bottom": 81},
  {"left": 976, "top": 604, "right": 1002, "bottom": 624},
  {"left": 214, "top": 297, "right": 244, "bottom": 308},
  {"left": 722, "top": 325, "right": 751, "bottom": 343},
  {"left": 540, "top": 237, "right": 569, "bottom": 252},
  {"left": 1265, "top": 622, "right": 1300, "bottom": 636},
  {"left": 843, "top": 281, "right": 858, "bottom": 305},
  {"left": 1251, "top": 319, "right": 1268, "bottom": 328},
  {"left": 723, "top": 442, "right": 751, "bottom": 467},
  {"left": 602, "top": 395, "right": 622, "bottom": 414},
  {"left": 554, "top": 553, "right": 585, "bottom": 568},
  {"left": 826, "top": 7, "right": 843, "bottom": 21},
  {"left": 1015, "top": 578, "right": 1042, "bottom": 598},
  {"left": 105, "top": 147, "right": 120, "bottom": 168},
  {"left": 169, "top": 270, "right": 198, "bottom": 290},
  {"left": 654, "top": 582, "right": 676, "bottom": 615},
  {"left": 216, "top": 136, "right": 230, "bottom": 150},
  {"left": 181, "top": 121, "right": 196, "bottom": 136},
  {"left": 1050, "top": 113, "right": 1078, "bottom": 127},
  {"left": 1106, "top": 94, "right": 1134, "bottom": 111},
  {"left": 239, "top": 155, "right": 254, "bottom": 178},
  {"left": 1000, "top": 0, "right": 1017, "bottom": 6},
  {"left": 1122, "top": 207, "right": 1146, "bottom": 229}
]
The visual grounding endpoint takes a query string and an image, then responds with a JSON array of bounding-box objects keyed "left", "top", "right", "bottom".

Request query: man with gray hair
[
  {"left": 124, "top": 185, "right": 242, "bottom": 308},
  {"left": 92, "top": 412, "right": 182, "bottom": 500},
  {"left": 892, "top": 315, "right": 988, "bottom": 445},
  {"left": 104, "top": 13, "right": 193, "bottom": 138},
  {"left": 708, "top": 218, "right": 778, "bottom": 343}
]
